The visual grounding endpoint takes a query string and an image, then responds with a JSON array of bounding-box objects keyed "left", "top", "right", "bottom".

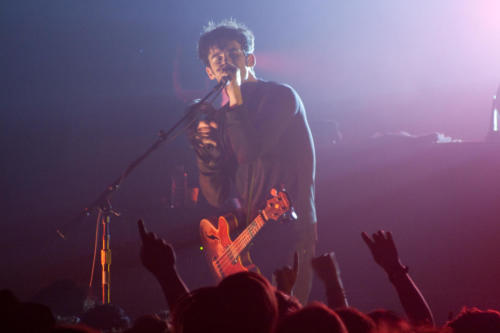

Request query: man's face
[{"left": 205, "top": 40, "right": 254, "bottom": 83}]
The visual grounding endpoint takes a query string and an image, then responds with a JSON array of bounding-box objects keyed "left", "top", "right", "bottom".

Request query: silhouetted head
[
  {"left": 172, "top": 287, "right": 227, "bottom": 333},
  {"left": 0, "top": 289, "right": 20, "bottom": 331},
  {"left": 275, "top": 302, "right": 348, "bottom": 333},
  {"left": 31, "top": 279, "right": 85, "bottom": 317},
  {"left": 13, "top": 302, "right": 55, "bottom": 333},
  {"left": 368, "top": 309, "right": 412, "bottom": 332},
  {"left": 126, "top": 314, "right": 168, "bottom": 333},
  {"left": 80, "top": 304, "right": 130, "bottom": 331},
  {"left": 445, "top": 307, "right": 500, "bottom": 333},
  {"left": 217, "top": 271, "right": 278, "bottom": 333},
  {"left": 335, "top": 307, "right": 376, "bottom": 333}
]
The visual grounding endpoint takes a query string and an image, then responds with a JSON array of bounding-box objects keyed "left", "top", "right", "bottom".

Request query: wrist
[
  {"left": 386, "top": 264, "right": 409, "bottom": 281},
  {"left": 153, "top": 265, "right": 178, "bottom": 280}
]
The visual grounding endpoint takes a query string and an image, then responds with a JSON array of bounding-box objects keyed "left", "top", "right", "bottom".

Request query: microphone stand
[{"left": 57, "top": 78, "right": 228, "bottom": 304}]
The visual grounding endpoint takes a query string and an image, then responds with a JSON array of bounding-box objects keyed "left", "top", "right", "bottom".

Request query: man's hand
[
  {"left": 361, "top": 230, "right": 405, "bottom": 274},
  {"left": 273, "top": 252, "right": 299, "bottom": 295},
  {"left": 138, "top": 219, "right": 176, "bottom": 278},
  {"left": 196, "top": 120, "right": 219, "bottom": 147},
  {"left": 311, "top": 252, "right": 341, "bottom": 283},
  {"left": 222, "top": 64, "right": 244, "bottom": 107}
]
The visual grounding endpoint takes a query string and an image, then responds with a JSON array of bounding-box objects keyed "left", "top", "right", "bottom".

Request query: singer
[{"left": 189, "top": 19, "right": 317, "bottom": 303}]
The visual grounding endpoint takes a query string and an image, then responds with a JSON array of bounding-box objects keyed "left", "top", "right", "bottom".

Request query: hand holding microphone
[{"left": 221, "top": 64, "right": 243, "bottom": 107}]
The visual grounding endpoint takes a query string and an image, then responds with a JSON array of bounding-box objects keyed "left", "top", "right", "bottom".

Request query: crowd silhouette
[{"left": 1, "top": 219, "right": 499, "bottom": 333}]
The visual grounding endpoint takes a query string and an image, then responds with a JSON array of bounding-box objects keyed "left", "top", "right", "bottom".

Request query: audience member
[
  {"left": 13, "top": 301, "right": 56, "bottom": 333},
  {"left": 124, "top": 314, "right": 169, "bottom": 333},
  {"left": 273, "top": 252, "right": 299, "bottom": 296},
  {"left": 362, "top": 230, "right": 435, "bottom": 326},
  {"left": 138, "top": 219, "right": 189, "bottom": 311},
  {"left": 368, "top": 308, "right": 412, "bottom": 332},
  {"left": 7, "top": 223, "right": 500, "bottom": 333},
  {"left": 335, "top": 307, "right": 377, "bottom": 333},
  {"left": 80, "top": 303, "right": 130, "bottom": 332},
  {"left": 311, "top": 252, "right": 348, "bottom": 308},
  {"left": 275, "top": 301, "right": 347, "bottom": 333},
  {"left": 217, "top": 271, "right": 278, "bottom": 333},
  {"left": 445, "top": 307, "right": 500, "bottom": 333}
]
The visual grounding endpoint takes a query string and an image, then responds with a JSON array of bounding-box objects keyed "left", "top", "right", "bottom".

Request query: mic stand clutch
[{"left": 56, "top": 78, "right": 228, "bottom": 305}]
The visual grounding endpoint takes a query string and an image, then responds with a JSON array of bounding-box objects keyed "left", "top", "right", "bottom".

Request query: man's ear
[
  {"left": 205, "top": 66, "right": 217, "bottom": 80},
  {"left": 246, "top": 53, "right": 256, "bottom": 67}
]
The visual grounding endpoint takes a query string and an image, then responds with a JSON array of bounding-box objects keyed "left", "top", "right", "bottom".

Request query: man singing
[{"left": 190, "top": 19, "right": 317, "bottom": 303}]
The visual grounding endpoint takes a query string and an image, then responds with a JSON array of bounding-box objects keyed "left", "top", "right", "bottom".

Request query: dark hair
[
  {"left": 172, "top": 287, "right": 226, "bottom": 333},
  {"left": 275, "top": 302, "right": 347, "bottom": 333},
  {"left": 217, "top": 271, "right": 278, "bottom": 333},
  {"left": 445, "top": 307, "right": 500, "bottom": 333},
  {"left": 198, "top": 19, "right": 255, "bottom": 66},
  {"left": 335, "top": 307, "right": 376, "bottom": 333},
  {"left": 173, "top": 273, "right": 278, "bottom": 333},
  {"left": 368, "top": 309, "right": 411, "bottom": 331},
  {"left": 80, "top": 304, "right": 130, "bottom": 331}
]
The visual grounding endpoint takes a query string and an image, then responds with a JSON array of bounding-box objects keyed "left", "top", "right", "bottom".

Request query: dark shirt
[{"left": 193, "top": 80, "right": 317, "bottom": 241}]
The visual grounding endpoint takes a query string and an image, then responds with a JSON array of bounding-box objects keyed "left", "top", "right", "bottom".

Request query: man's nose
[{"left": 223, "top": 52, "right": 235, "bottom": 65}]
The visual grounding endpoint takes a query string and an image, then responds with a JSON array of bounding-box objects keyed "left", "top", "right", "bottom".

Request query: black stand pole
[{"left": 57, "top": 78, "right": 228, "bottom": 304}]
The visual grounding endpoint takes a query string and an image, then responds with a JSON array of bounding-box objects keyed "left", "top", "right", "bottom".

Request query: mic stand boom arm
[{"left": 57, "top": 78, "right": 228, "bottom": 304}]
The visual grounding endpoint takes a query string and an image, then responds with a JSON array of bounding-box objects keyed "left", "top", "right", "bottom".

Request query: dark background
[{"left": 1, "top": 0, "right": 500, "bottom": 324}]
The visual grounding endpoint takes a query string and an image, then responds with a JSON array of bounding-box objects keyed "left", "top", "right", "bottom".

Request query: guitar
[{"left": 199, "top": 188, "right": 296, "bottom": 281}]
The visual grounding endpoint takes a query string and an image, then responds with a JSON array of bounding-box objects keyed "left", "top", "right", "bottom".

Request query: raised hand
[
  {"left": 311, "top": 252, "right": 341, "bottom": 283},
  {"left": 273, "top": 252, "right": 298, "bottom": 295},
  {"left": 361, "top": 230, "right": 405, "bottom": 274},
  {"left": 138, "top": 219, "right": 189, "bottom": 310},
  {"left": 311, "top": 252, "right": 348, "bottom": 308},
  {"left": 362, "top": 230, "right": 434, "bottom": 325},
  {"left": 138, "top": 219, "right": 176, "bottom": 277}
]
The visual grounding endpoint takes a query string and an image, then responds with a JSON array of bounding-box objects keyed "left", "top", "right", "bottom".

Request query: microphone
[
  {"left": 220, "top": 64, "right": 236, "bottom": 86},
  {"left": 215, "top": 75, "right": 231, "bottom": 89}
]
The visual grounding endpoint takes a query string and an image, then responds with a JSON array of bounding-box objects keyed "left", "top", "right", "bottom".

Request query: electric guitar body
[
  {"left": 199, "top": 188, "right": 295, "bottom": 282},
  {"left": 199, "top": 214, "right": 248, "bottom": 281}
]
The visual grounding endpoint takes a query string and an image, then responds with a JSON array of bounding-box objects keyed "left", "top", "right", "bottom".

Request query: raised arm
[
  {"left": 361, "top": 230, "right": 434, "bottom": 326},
  {"left": 273, "top": 252, "right": 299, "bottom": 296},
  {"left": 311, "top": 252, "right": 349, "bottom": 309},
  {"left": 138, "top": 219, "right": 189, "bottom": 310}
]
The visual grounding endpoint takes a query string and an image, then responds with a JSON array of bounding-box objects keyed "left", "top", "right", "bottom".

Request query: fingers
[
  {"left": 138, "top": 219, "right": 161, "bottom": 244},
  {"left": 293, "top": 252, "right": 299, "bottom": 274},
  {"left": 197, "top": 121, "right": 217, "bottom": 131},
  {"left": 138, "top": 219, "right": 147, "bottom": 243},
  {"left": 361, "top": 232, "right": 374, "bottom": 249},
  {"left": 310, "top": 255, "right": 321, "bottom": 271},
  {"left": 386, "top": 231, "right": 394, "bottom": 243},
  {"left": 373, "top": 230, "right": 384, "bottom": 243}
]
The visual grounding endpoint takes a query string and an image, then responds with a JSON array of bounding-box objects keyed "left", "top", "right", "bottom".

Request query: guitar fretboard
[{"left": 229, "top": 214, "right": 266, "bottom": 259}]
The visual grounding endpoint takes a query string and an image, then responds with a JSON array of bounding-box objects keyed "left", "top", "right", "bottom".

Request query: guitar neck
[{"left": 231, "top": 214, "right": 266, "bottom": 258}]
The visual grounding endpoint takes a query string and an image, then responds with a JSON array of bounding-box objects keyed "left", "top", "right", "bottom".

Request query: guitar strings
[
  {"left": 215, "top": 221, "right": 258, "bottom": 269},
  {"left": 214, "top": 217, "right": 264, "bottom": 271},
  {"left": 215, "top": 196, "right": 289, "bottom": 272}
]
